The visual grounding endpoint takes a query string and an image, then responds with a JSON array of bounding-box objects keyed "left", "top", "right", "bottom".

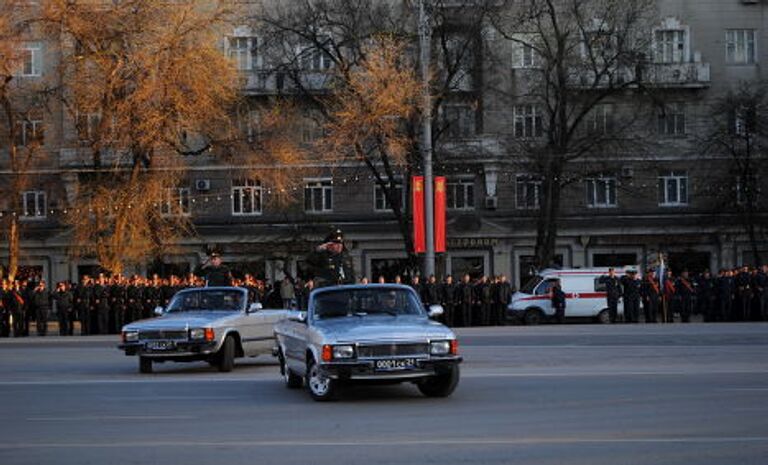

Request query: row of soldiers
[
  {"left": 0, "top": 272, "right": 277, "bottom": 337},
  {"left": 601, "top": 265, "right": 768, "bottom": 323},
  {"left": 378, "top": 274, "right": 514, "bottom": 327}
]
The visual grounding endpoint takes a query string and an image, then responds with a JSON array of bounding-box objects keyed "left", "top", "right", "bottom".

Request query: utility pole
[{"left": 418, "top": 0, "right": 435, "bottom": 277}]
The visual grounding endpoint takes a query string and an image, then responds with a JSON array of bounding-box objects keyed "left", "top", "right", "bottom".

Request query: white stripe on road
[
  {"left": 1, "top": 436, "right": 768, "bottom": 449},
  {"left": 27, "top": 415, "right": 197, "bottom": 422}
]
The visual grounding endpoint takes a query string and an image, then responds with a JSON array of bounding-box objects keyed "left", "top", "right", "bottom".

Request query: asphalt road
[{"left": 0, "top": 323, "right": 767, "bottom": 465}]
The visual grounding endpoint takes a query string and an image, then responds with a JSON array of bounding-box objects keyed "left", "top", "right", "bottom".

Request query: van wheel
[
  {"left": 524, "top": 309, "right": 544, "bottom": 326},
  {"left": 597, "top": 309, "right": 612, "bottom": 324}
]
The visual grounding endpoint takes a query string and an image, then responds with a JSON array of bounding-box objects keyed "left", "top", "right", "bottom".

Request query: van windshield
[{"left": 520, "top": 275, "right": 543, "bottom": 294}]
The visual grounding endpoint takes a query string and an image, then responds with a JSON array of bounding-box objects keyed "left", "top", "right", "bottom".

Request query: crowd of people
[
  {"left": 1, "top": 263, "right": 766, "bottom": 337},
  {"left": 597, "top": 265, "right": 768, "bottom": 324}
]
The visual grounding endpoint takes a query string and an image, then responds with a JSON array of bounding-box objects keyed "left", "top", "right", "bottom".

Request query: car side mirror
[
  {"left": 290, "top": 311, "right": 307, "bottom": 324},
  {"left": 427, "top": 305, "right": 444, "bottom": 318},
  {"left": 248, "top": 302, "right": 263, "bottom": 314},
  {"left": 153, "top": 306, "right": 164, "bottom": 317}
]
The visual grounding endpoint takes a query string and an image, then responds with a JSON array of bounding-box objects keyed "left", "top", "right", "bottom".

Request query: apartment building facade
[{"left": 2, "top": 0, "right": 767, "bottom": 287}]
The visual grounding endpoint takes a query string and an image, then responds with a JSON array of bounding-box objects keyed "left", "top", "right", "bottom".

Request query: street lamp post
[{"left": 418, "top": 0, "right": 435, "bottom": 277}]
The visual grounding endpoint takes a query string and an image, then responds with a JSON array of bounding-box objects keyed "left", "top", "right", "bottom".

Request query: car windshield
[
  {"left": 313, "top": 288, "right": 425, "bottom": 319},
  {"left": 166, "top": 290, "right": 244, "bottom": 313},
  {"left": 520, "top": 275, "right": 543, "bottom": 294}
]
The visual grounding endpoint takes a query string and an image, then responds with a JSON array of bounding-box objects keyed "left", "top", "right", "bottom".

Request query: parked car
[
  {"left": 508, "top": 268, "right": 635, "bottom": 324},
  {"left": 274, "top": 284, "right": 462, "bottom": 401},
  {"left": 119, "top": 287, "right": 293, "bottom": 373}
]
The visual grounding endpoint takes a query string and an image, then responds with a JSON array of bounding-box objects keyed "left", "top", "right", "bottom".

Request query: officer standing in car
[
  {"left": 194, "top": 251, "right": 233, "bottom": 287},
  {"left": 306, "top": 229, "right": 355, "bottom": 288}
]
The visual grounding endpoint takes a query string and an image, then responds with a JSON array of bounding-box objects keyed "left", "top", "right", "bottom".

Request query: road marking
[
  {"left": 27, "top": 415, "right": 197, "bottom": 422},
  {"left": 719, "top": 388, "right": 768, "bottom": 392},
  {"left": 1, "top": 436, "right": 768, "bottom": 449}
]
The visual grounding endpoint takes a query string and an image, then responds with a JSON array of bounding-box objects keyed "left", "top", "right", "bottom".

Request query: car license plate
[
  {"left": 374, "top": 358, "right": 416, "bottom": 371},
  {"left": 146, "top": 341, "right": 175, "bottom": 351}
]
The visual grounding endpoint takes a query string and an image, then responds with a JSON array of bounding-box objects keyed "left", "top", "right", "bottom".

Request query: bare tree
[
  {"left": 701, "top": 81, "right": 768, "bottom": 266},
  {"left": 491, "top": 0, "right": 655, "bottom": 268}
]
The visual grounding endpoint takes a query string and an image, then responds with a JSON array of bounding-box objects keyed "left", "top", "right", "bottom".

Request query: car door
[
  {"left": 533, "top": 279, "right": 557, "bottom": 315},
  {"left": 244, "top": 309, "right": 290, "bottom": 355}
]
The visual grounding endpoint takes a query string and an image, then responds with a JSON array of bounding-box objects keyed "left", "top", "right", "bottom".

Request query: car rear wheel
[
  {"left": 597, "top": 309, "right": 612, "bottom": 324},
  {"left": 139, "top": 356, "right": 152, "bottom": 374},
  {"left": 418, "top": 365, "right": 460, "bottom": 398},
  {"left": 524, "top": 308, "right": 544, "bottom": 326},
  {"left": 306, "top": 358, "right": 337, "bottom": 401},
  {"left": 217, "top": 336, "right": 235, "bottom": 372},
  {"left": 280, "top": 350, "right": 302, "bottom": 389}
]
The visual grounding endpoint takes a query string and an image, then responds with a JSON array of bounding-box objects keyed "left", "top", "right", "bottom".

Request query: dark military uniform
[
  {"left": 735, "top": 271, "right": 752, "bottom": 321},
  {"left": 91, "top": 283, "right": 109, "bottom": 335},
  {"left": 477, "top": 280, "right": 493, "bottom": 326},
  {"left": 74, "top": 283, "right": 91, "bottom": 335},
  {"left": 676, "top": 276, "right": 695, "bottom": 323},
  {"left": 640, "top": 276, "right": 661, "bottom": 323},
  {"left": 54, "top": 287, "right": 74, "bottom": 336},
  {"left": 126, "top": 284, "right": 143, "bottom": 323},
  {"left": 193, "top": 263, "right": 233, "bottom": 287},
  {"left": 457, "top": 281, "right": 474, "bottom": 327},
  {"left": 306, "top": 244, "right": 354, "bottom": 288},
  {"left": 0, "top": 289, "right": 10, "bottom": 337},
  {"left": 440, "top": 280, "right": 457, "bottom": 327},
  {"left": 756, "top": 269, "right": 768, "bottom": 321},
  {"left": 31, "top": 288, "right": 51, "bottom": 336},
  {"left": 424, "top": 281, "right": 441, "bottom": 307},
  {"left": 600, "top": 275, "right": 622, "bottom": 323},
  {"left": 621, "top": 274, "right": 641, "bottom": 323},
  {"left": 696, "top": 274, "right": 717, "bottom": 322},
  {"left": 494, "top": 280, "right": 513, "bottom": 326}
]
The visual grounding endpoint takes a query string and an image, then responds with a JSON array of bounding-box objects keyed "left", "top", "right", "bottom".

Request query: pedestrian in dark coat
[
  {"left": 457, "top": 274, "right": 474, "bottom": 327},
  {"left": 440, "top": 275, "right": 457, "bottom": 327},
  {"left": 494, "top": 275, "right": 513, "bottom": 326},
  {"left": 735, "top": 266, "right": 752, "bottom": 321},
  {"left": 551, "top": 279, "right": 566, "bottom": 324},
  {"left": 477, "top": 276, "right": 493, "bottom": 326},
  {"left": 676, "top": 271, "right": 695, "bottom": 323}
]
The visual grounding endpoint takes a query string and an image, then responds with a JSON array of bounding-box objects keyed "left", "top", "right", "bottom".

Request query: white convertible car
[{"left": 119, "top": 287, "right": 292, "bottom": 374}]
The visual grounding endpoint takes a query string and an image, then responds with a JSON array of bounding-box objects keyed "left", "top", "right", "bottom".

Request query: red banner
[
  {"left": 434, "top": 176, "right": 446, "bottom": 253},
  {"left": 412, "top": 176, "right": 425, "bottom": 253}
]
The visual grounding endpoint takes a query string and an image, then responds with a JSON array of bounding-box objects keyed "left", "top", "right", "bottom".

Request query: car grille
[
  {"left": 357, "top": 343, "right": 429, "bottom": 359},
  {"left": 139, "top": 330, "right": 188, "bottom": 341}
]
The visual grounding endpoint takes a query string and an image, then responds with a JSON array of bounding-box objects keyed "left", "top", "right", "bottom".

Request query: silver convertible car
[
  {"left": 274, "top": 284, "right": 462, "bottom": 401},
  {"left": 119, "top": 287, "right": 292, "bottom": 374}
]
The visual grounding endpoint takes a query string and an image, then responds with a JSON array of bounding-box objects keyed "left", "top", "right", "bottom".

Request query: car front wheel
[
  {"left": 217, "top": 336, "right": 235, "bottom": 372},
  {"left": 418, "top": 365, "right": 460, "bottom": 398},
  {"left": 306, "top": 358, "right": 337, "bottom": 401}
]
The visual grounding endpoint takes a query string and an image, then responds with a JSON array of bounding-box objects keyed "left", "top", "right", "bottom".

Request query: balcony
[
  {"left": 241, "top": 69, "right": 334, "bottom": 95},
  {"left": 641, "top": 62, "right": 711, "bottom": 89},
  {"left": 59, "top": 148, "right": 132, "bottom": 168}
]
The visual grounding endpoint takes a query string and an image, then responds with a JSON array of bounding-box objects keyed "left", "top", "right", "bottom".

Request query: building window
[
  {"left": 160, "top": 187, "right": 191, "bottom": 217},
  {"left": 657, "top": 103, "right": 685, "bottom": 136},
  {"left": 227, "top": 36, "right": 258, "bottom": 71},
  {"left": 18, "top": 42, "right": 42, "bottom": 77},
  {"left": 513, "top": 104, "right": 543, "bottom": 138},
  {"left": 585, "top": 176, "right": 617, "bottom": 208},
  {"left": 587, "top": 104, "right": 613, "bottom": 135},
  {"left": 736, "top": 175, "right": 759, "bottom": 206},
  {"left": 76, "top": 112, "right": 101, "bottom": 142},
  {"left": 447, "top": 178, "right": 475, "bottom": 210},
  {"left": 304, "top": 179, "right": 333, "bottom": 213},
  {"left": 374, "top": 179, "right": 404, "bottom": 212},
  {"left": 516, "top": 175, "right": 541, "bottom": 210},
  {"left": 298, "top": 39, "right": 333, "bottom": 71},
  {"left": 521, "top": 42, "right": 537, "bottom": 68},
  {"left": 658, "top": 171, "right": 688, "bottom": 207},
  {"left": 14, "top": 119, "right": 44, "bottom": 147},
  {"left": 300, "top": 117, "right": 323, "bottom": 144},
  {"left": 732, "top": 105, "right": 756, "bottom": 136},
  {"left": 726, "top": 29, "right": 757, "bottom": 65},
  {"left": 21, "top": 191, "right": 46, "bottom": 219},
  {"left": 654, "top": 30, "right": 686, "bottom": 63},
  {"left": 232, "top": 179, "right": 262, "bottom": 215},
  {"left": 442, "top": 104, "right": 475, "bottom": 139}
]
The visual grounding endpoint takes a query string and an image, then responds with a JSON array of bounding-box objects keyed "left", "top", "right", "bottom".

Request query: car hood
[
  {"left": 123, "top": 312, "right": 236, "bottom": 331},
  {"left": 313, "top": 315, "right": 454, "bottom": 343}
]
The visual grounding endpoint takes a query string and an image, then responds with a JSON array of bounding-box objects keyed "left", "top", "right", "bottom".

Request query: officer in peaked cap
[
  {"left": 193, "top": 250, "right": 233, "bottom": 287},
  {"left": 307, "top": 227, "right": 355, "bottom": 288}
]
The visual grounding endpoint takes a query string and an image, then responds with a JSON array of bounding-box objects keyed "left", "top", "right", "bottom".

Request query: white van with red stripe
[{"left": 508, "top": 268, "right": 634, "bottom": 325}]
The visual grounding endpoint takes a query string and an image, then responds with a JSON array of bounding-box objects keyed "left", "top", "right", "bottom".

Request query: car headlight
[
  {"left": 122, "top": 330, "right": 139, "bottom": 343},
  {"left": 430, "top": 340, "right": 451, "bottom": 356},
  {"left": 189, "top": 328, "right": 206, "bottom": 340},
  {"left": 332, "top": 345, "right": 355, "bottom": 359}
]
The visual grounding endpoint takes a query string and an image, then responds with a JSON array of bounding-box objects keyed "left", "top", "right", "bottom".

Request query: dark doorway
[{"left": 668, "top": 251, "right": 710, "bottom": 275}]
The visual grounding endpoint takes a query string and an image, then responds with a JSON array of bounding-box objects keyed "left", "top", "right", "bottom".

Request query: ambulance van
[{"left": 508, "top": 268, "right": 635, "bottom": 325}]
